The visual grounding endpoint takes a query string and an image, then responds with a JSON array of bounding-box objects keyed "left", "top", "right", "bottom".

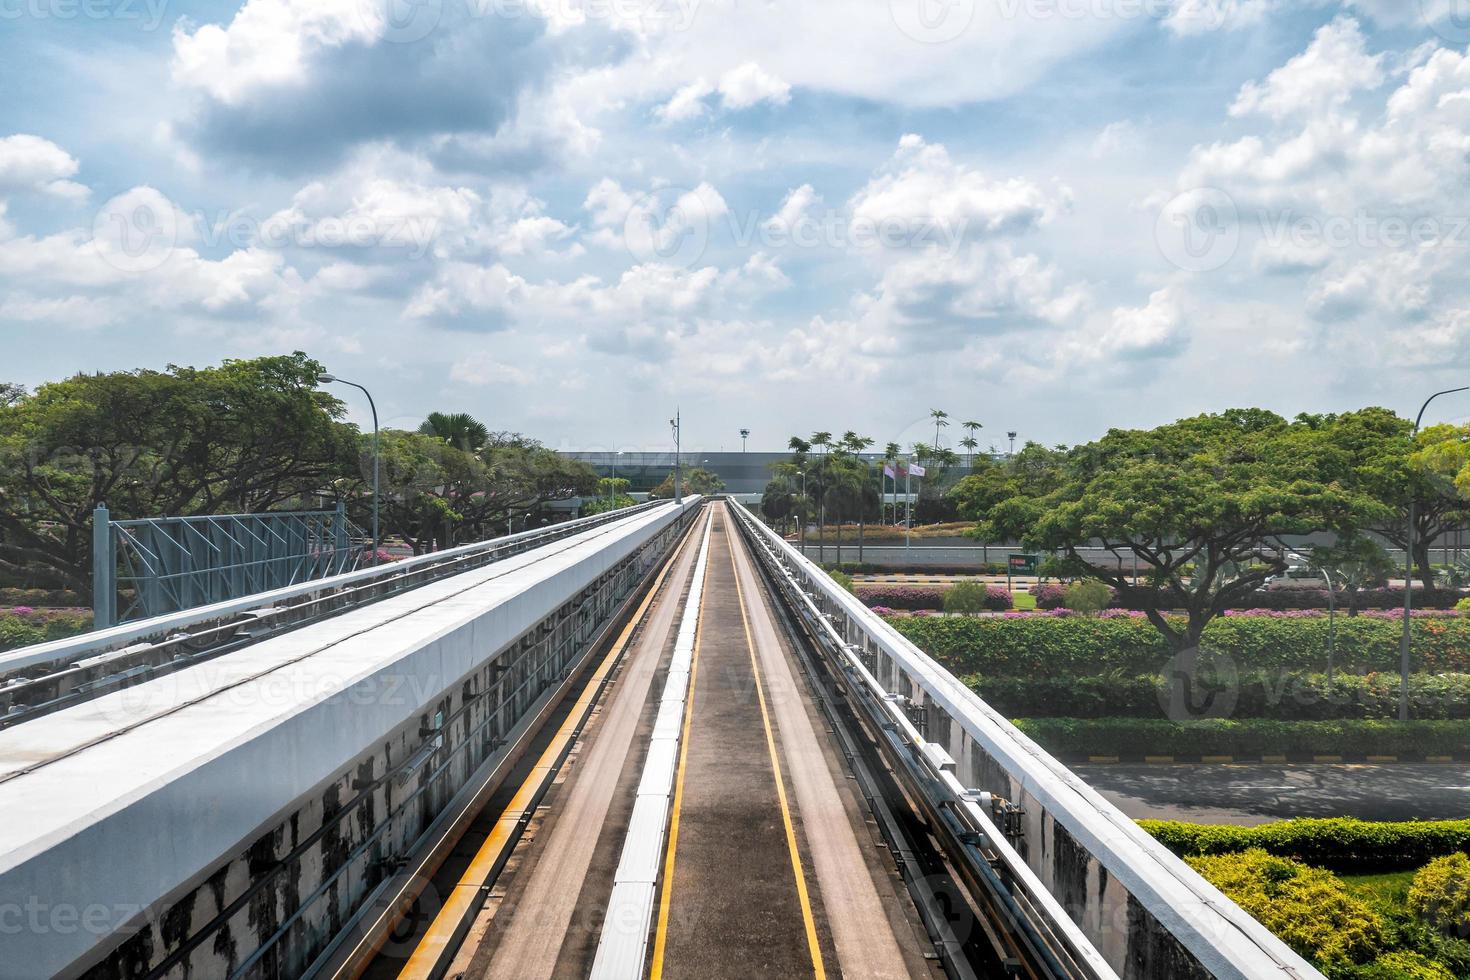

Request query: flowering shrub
[
  {"left": 0, "top": 607, "right": 92, "bottom": 652},
  {"left": 942, "top": 582, "right": 1013, "bottom": 614},
  {"left": 854, "top": 587, "right": 947, "bottom": 611}
]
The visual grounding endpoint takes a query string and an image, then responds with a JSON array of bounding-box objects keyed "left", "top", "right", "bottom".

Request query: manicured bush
[
  {"left": 1142, "top": 818, "right": 1470, "bottom": 873},
  {"left": 889, "top": 615, "right": 1470, "bottom": 677},
  {"left": 1014, "top": 718, "right": 1470, "bottom": 763},
  {"left": 0, "top": 588, "right": 84, "bottom": 607},
  {"left": 827, "top": 570, "right": 854, "bottom": 593},
  {"left": 855, "top": 586, "right": 947, "bottom": 611},
  {"left": 1352, "top": 950, "right": 1455, "bottom": 980},
  {"left": 1186, "top": 849, "right": 1383, "bottom": 966},
  {"left": 1063, "top": 580, "right": 1112, "bottom": 616},
  {"left": 942, "top": 581, "right": 1012, "bottom": 614},
  {"left": 0, "top": 607, "right": 91, "bottom": 652},
  {"left": 1409, "top": 854, "right": 1470, "bottom": 936},
  {"left": 967, "top": 672, "right": 1470, "bottom": 721},
  {"left": 1458, "top": 598, "right": 1470, "bottom": 617}
]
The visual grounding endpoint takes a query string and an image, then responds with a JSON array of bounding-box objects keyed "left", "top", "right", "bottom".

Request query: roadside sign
[{"left": 1008, "top": 554, "right": 1040, "bottom": 576}]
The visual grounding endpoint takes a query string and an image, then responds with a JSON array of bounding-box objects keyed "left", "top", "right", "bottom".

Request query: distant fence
[{"left": 92, "top": 504, "right": 364, "bottom": 627}]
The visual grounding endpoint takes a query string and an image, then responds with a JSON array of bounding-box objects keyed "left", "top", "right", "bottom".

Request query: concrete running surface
[
  {"left": 457, "top": 503, "right": 932, "bottom": 979},
  {"left": 1076, "top": 763, "right": 1470, "bottom": 825}
]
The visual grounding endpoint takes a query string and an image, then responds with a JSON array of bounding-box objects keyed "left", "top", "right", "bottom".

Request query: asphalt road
[{"left": 1074, "top": 764, "right": 1470, "bottom": 825}]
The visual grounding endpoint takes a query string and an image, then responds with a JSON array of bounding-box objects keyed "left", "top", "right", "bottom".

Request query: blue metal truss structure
[{"left": 92, "top": 504, "right": 365, "bottom": 627}]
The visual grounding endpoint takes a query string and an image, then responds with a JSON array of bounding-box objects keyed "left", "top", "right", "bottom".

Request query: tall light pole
[
  {"left": 740, "top": 428, "right": 750, "bottom": 452},
  {"left": 319, "top": 373, "right": 379, "bottom": 565},
  {"left": 610, "top": 449, "right": 623, "bottom": 508},
  {"left": 1007, "top": 431, "right": 1018, "bottom": 457},
  {"left": 1399, "top": 386, "right": 1470, "bottom": 721},
  {"left": 1291, "top": 552, "right": 1337, "bottom": 686},
  {"left": 670, "top": 412, "right": 682, "bottom": 504}
]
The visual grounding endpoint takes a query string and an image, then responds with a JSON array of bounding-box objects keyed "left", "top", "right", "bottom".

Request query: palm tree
[
  {"left": 840, "top": 432, "right": 875, "bottom": 560},
  {"left": 961, "top": 420, "right": 982, "bottom": 467},
  {"left": 960, "top": 435, "right": 979, "bottom": 468},
  {"left": 418, "top": 412, "right": 490, "bottom": 455},
  {"left": 930, "top": 409, "right": 949, "bottom": 450}
]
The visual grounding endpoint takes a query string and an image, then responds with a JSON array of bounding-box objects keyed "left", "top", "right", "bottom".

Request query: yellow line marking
[
  {"left": 727, "top": 520, "right": 828, "bottom": 980},
  {"left": 648, "top": 520, "right": 712, "bottom": 980},
  {"left": 393, "top": 514, "right": 702, "bottom": 980}
]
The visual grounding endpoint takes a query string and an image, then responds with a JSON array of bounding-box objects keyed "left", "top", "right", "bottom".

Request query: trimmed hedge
[
  {"left": 0, "top": 588, "right": 84, "bottom": 607},
  {"left": 0, "top": 609, "right": 91, "bottom": 652},
  {"left": 1141, "top": 817, "right": 1470, "bottom": 873},
  {"left": 1187, "top": 849, "right": 1383, "bottom": 966},
  {"left": 1028, "top": 583, "right": 1469, "bottom": 612},
  {"left": 855, "top": 586, "right": 947, "bottom": 611},
  {"left": 890, "top": 615, "right": 1470, "bottom": 676},
  {"left": 967, "top": 672, "right": 1470, "bottom": 720},
  {"left": 1013, "top": 718, "right": 1470, "bottom": 761}
]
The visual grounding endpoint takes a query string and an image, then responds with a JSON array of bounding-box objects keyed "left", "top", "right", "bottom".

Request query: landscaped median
[{"left": 1012, "top": 719, "right": 1470, "bottom": 763}]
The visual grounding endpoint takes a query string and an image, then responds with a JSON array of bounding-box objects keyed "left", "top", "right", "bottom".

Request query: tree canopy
[{"left": 984, "top": 409, "right": 1388, "bottom": 652}]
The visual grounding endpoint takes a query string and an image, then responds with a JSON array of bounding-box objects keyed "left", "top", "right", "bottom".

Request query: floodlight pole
[{"left": 319, "top": 373, "right": 379, "bottom": 566}]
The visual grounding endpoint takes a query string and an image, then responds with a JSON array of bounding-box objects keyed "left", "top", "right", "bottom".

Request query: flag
[
  {"left": 909, "top": 462, "right": 926, "bottom": 477},
  {"left": 883, "top": 462, "right": 895, "bottom": 479}
]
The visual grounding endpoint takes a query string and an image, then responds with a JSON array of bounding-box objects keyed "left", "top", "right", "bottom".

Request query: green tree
[
  {"left": 988, "top": 410, "right": 1382, "bottom": 653},
  {"left": 930, "top": 409, "right": 949, "bottom": 449},
  {"left": 0, "top": 353, "right": 357, "bottom": 595}
]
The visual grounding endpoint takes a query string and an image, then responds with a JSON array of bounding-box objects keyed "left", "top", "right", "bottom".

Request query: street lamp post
[
  {"left": 1399, "top": 386, "right": 1470, "bottom": 721},
  {"left": 1291, "top": 552, "right": 1337, "bottom": 686},
  {"left": 319, "top": 373, "right": 379, "bottom": 566},
  {"left": 670, "top": 412, "right": 682, "bottom": 504}
]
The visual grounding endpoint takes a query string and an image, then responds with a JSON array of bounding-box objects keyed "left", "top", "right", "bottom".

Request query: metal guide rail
[
  {"left": 730, "top": 499, "right": 1322, "bottom": 980},
  {"left": 0, "top": 502, "right": 671, "bottom": 727},
  {"left": 728, "top": 501, "right": 1116, "bottom": 980}
]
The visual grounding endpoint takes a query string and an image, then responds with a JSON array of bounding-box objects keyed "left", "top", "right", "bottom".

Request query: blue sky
[{"left": 5, "top": 0, "right": 1470, "bottom": 454}]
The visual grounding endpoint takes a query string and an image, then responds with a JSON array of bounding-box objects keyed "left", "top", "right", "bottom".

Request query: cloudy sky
[{"left": 4, "top": 0, "right": 1470, "bottom": 453}]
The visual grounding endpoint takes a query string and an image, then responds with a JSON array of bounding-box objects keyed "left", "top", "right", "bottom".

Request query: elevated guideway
[{"left": 0, "top": 497, "right": 1326, "bottom": 980}]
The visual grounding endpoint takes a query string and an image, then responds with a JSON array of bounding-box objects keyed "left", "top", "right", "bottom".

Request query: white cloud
[
  {"left": 656, "top": 79, "right": 714, "bottom": 122},
  {"left": 849, "top": 135, "right": 1065, "bottom": 246},
  {"left": 1102, "top": 288, "right": 1187, "bottom": 359},
  {"left": 0, "top": 135, "right": 88, "bottom": 200},
  {"left": 716, "top": 63, "right": 791, "bottom": 110},
  {"left": 765, "top": 184, "right": 819, "bottom": 233},
  {"left": 1230, "top": 18, "right": 1384, "bottom": 121}
]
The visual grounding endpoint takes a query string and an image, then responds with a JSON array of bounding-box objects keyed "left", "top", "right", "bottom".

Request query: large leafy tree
[
  {"left": 358, "top": 430, "right": 597, "bottom": 551},
  {"left": 988, "top": 410, "right": 1384, "bottom": 653},
  {"left": 0, "top": 353, "right": 357, "bottom": 595}
]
